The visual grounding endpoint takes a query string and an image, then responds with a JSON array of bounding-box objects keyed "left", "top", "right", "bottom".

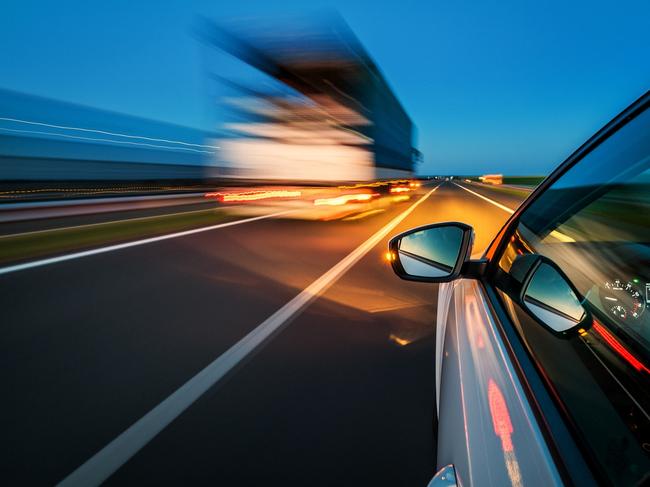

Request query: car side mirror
[
  {"left": 513, "top": 254, "right": 589, "bottom": 333},
  {"left": 426, "top": 464, "right": 457, "bottom": 486},
  {"left": 388, "top": 222, "right": 475, "bottom": 283}
]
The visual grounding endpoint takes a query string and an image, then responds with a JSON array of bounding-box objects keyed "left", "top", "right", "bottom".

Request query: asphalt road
[{"left": 0, "top": 181, "right": 527, "bottom": 486}]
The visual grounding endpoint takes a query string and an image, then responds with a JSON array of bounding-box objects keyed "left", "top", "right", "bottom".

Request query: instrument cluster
[{"left": 599, "top": 278, "right": 649, "bottom": 322}]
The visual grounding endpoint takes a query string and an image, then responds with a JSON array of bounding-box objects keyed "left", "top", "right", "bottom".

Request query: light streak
[
  {"left": 0, "top": 127, "right": 216, "bottom": 154},
  {"left": 0, "top": 116, "right": 220, "bottom": 149},
  {"left": 388, "top": 334, "right": 411, "bottom": 346},
  {"left": 391, "top": 195, "right": 410, "bottom": 203},
  {"left": 488, "top": 379, "right": 523, "bottom": 487},
  {"left": 488, "top": 379, "right": 514, "bottom": 452},
  {"left": 313, "top": 193, "right": 377, "bottom": 206},
  {"left": 205, "top": 190, "right": 302, "bottom": 202},
  {"left": 592, "top": 319, "right": 650, "bottom": 374},
  {"left": 464, "top": 294, "right": 485, "bottom": 349}
]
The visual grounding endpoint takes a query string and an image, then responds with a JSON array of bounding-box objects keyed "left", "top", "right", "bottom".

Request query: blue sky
[{"left": 2, "top": 0, "right": 649, "bottom": 175}]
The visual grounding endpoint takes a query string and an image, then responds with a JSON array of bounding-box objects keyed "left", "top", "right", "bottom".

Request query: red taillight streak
[
  {"left": 592, "top": 320, "right": 650, "bottom": 374},
  {"left": 488, "top": 379, "right": 514, "bottom": 452}
]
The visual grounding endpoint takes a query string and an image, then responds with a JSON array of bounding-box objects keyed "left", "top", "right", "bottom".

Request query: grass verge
[{"left": 0, "top": 208, "right": 235, "bottom": 265}]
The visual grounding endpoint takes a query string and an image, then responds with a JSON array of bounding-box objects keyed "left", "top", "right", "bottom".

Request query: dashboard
[
  {"left": 599, "top": 278, "right": 648, "bottom": 322},
  {"left": 594, "top": 275, "right": 650, "bottom": 350},
  {"left": 571, "top": 242, "right": 650, "bottom": 347}
]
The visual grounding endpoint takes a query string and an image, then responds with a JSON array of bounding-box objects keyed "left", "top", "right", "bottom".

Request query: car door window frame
[
  {"left": 483, "top": 91, "right": 650, "bottom": 274},
  {"left": 476, "top": 92, "right": 650, "bottom": 485}
]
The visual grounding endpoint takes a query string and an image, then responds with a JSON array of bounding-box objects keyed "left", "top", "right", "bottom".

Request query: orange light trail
[
  {"left": 388, "top": 333, "right": 411, "bottom": 346},
  {"left": 313, "top": 193, "right": 378, "bottom": 206},
  {"left": 205, "top": 190, "right": 302, "bottom": 202},
  {"left": 391, "top": 195, "right": 410, "bottom": 203},
  {"left": 389, "top": 186, "right": 411, "bottom": 193}
]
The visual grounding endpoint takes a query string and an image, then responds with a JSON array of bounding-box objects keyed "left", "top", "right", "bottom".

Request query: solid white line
[
  {"left": 0, "top": 210, "right": 293, "bottom": 276},
  {"left": 452, "top": 182, "right": 515, "bottom": 214},
  {"left": 57, "top": 185, "right": 440, "bottom": 487}
]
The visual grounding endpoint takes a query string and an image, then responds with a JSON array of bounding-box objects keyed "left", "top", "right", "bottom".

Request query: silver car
[{"left": 389, "top": 91, "right": 650, "bottom": 486}]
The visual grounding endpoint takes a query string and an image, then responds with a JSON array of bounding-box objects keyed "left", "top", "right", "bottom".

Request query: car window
[{"left": 496, "top": 106, "right": 650, "bottom": 486}]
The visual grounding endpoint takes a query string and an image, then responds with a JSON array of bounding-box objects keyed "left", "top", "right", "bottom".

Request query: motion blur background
[
  {"left": 3, "top": 0, "right": 650, "bottom": 186},
  {"left": 2, "top": 2, "right": 650, "bottom": 485}
]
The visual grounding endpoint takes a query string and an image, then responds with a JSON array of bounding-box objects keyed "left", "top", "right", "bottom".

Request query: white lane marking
[
  {"left": 57, "top": 185, "right": 440, "bottom": 487},
  {"left": 0, "top": 210, "right": 294, "bottom": 276},
  {"left": 453, "top": 183, "right": 576, "bottom": 243},
  {"left": 452, "top": 182, "right": 515, "bottom": 214}
]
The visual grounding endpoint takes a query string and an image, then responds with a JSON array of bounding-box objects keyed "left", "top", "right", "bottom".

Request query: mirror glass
[
  {"left": 398, "top": 225, "right": 464, "bottom": 278},
  {"left": 523, "top": 262, "right": 586, "bottom": 332}
]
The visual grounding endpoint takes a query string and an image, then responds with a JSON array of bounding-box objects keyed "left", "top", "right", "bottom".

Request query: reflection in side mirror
[
  {"left": 521, "top": 258, "right": 587, "bottom": 333},
  {"left": 388, "top": 222, "right": 473, "bottom": 283}
]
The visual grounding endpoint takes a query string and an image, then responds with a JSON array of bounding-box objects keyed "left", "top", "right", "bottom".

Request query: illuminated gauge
[
  {"left": 610, "top": 305, "right": 628, "bottom": 320},
  {"left": 601, "top": 279, "right": 646, "bottom": 321}
]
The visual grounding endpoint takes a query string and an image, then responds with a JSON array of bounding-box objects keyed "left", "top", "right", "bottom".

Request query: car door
[
  {"left": 484, "top": 98, "right": 650, "bottom": 486},
  {"left": 437, "top": 271, "right": 571, "bottom": 486},
  {"left": 399, "top": 92, "right": 650, "bottom": 487},
  {"left": 436, "top": 92, "right": 650, "bottom": 486}
]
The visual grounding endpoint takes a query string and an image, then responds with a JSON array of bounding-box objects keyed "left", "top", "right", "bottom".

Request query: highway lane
[
  {"left": 0, "top": 181, "right": 526, "bottom": 485},
  {"left": 0, "top": 197, "right": 220, "bottom": 236}
]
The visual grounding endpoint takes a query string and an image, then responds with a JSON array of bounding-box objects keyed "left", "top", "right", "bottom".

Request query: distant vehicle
[
  {"left": 388, "top": 92, "right": 650, "bottom": 486},
  {"left": 479, "top": 174, "right": 504, "bottom": 185}
]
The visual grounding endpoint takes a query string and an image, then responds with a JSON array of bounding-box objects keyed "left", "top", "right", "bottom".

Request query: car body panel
[
  {"left": 436, "top": 279, "right": 563, "bottom": 487},
  {"left": 435, "top": 281, "right": 454, "bottom": 416}
]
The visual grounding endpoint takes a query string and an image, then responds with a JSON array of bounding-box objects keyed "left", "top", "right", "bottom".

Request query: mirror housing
[
  {"left": 513, "top": 254, "right": 590, "bottom": 334},
  {"left": 426, "top": 464, "right": 457, "bottom": 487},
  {"left": 388, "top": 222, "right": 476, "bottom": 283}
]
